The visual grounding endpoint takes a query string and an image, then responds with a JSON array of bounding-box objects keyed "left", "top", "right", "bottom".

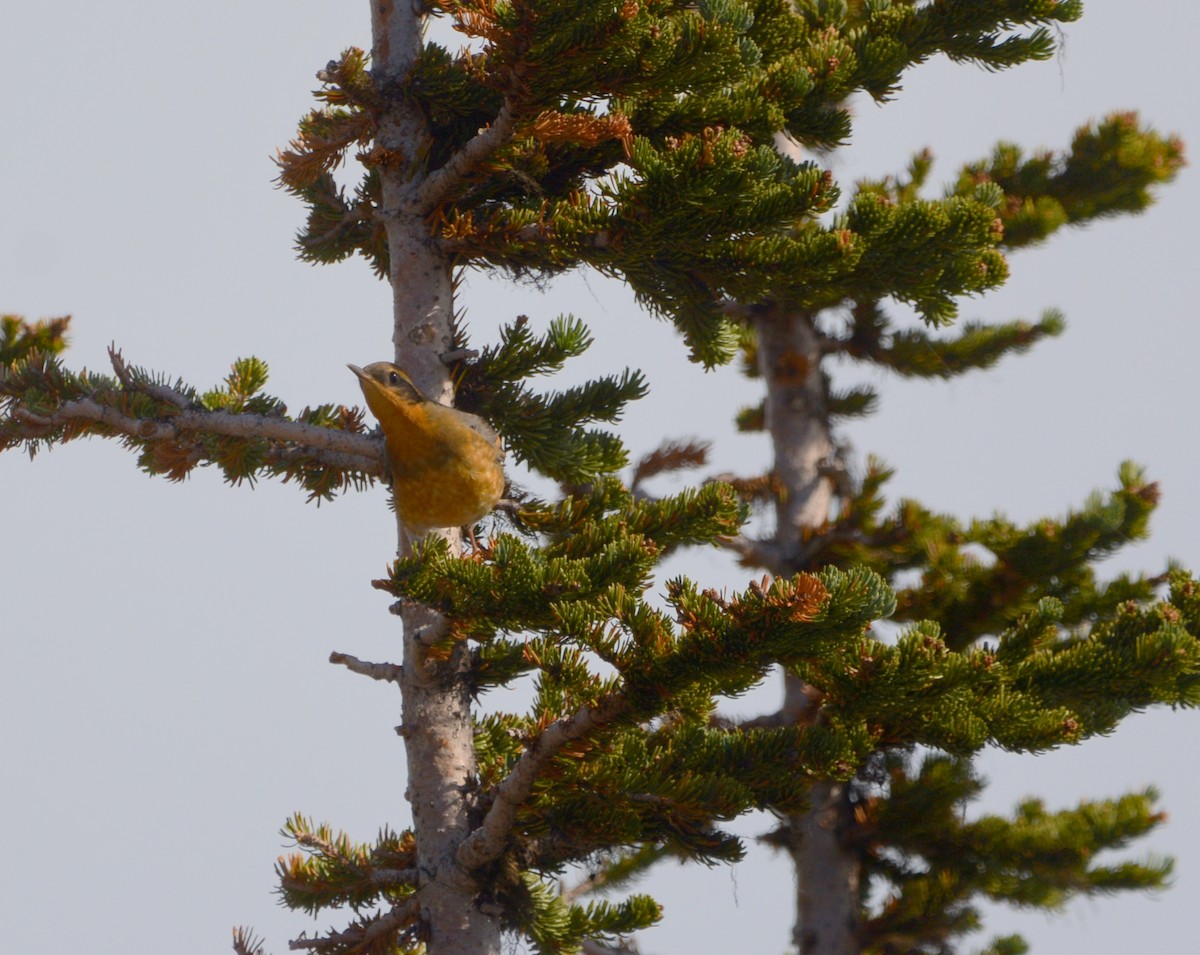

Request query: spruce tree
[{"left": 2, "top": 3, "right": 1194, "bottom": 955}]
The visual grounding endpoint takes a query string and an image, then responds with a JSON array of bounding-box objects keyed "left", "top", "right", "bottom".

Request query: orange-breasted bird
[{"left": 349, "top": 362, "right": 505, "bottom": 535}]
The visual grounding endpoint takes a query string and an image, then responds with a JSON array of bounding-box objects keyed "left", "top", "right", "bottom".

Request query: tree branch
[
  {"left": 715, "top": 533, "right": 786, "bottom": 575},
  {"left": 415, "top": 100, "right": 519, "bottom": 212},
  {"left": 456, "top": 693, "right": 631, "bottom": 872},
  {"left": 287, "top": 894, "right": 421, "bottom": 952},
  {"left": 9, "top": 398, "right": 383, "bottom": 475},
  {"left": 371, "top": 867, "right": 419, "bottom": 887},
  {"left": 330, "top": 651, "right": 404, "bottom": 683},
  {"left": 442, "top": 223, "right": 613, "bottom": 259},
  {"left": 108, "top": 345, "right": 196, "bottom": 409}
]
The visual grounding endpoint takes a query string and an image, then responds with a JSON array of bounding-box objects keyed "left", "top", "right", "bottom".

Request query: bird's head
[{"left": 348, "top": 362, "right": 426, "bottom": 409}]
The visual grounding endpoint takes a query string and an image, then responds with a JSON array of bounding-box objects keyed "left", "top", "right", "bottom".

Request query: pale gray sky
[{"left": 3, "top": 4, "right": 1198, "bottom": 953}]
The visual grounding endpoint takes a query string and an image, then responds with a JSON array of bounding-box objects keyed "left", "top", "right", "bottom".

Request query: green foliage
[
  {"left": 900, "top": 463, "right": 1162, "bottom": 647},
  {"left": 276, "top": 814, "right": 417, "bottom": 917},
  {"left": 727, "top": 110, "right": 1179, "bottom": 410},
  {"left": 1013, "top": 572, "right": 1200, "bottom": 731},
  {"left": 827, "top": 380, "right": 879, "bottom": 419},
  {"left": 274, "top": 48, "right": 385, "bottom": 275},
  {"left": 272, "top": 808, "right": 664, "bottom": 954},
  {"left": 0, "top": 350, "right": 376, "bottom": 502},
  {"left": 1, "top": 314, "right": 70, "bottom": 366},
  {"left": 860, "top": 753, "right": 1170, "bottom": 954},
  {"left": 772, "top": 557, "right": 1200, "bottom": 756},
  {"left": 384, "top": 478, "right": 746, "bottom": 644},
  {"left": 519, "top": 720, "right": 871, "bottom": 864},
  {"left": 378, "top": 472, "right": 1200, "bottom": 908},
  {"left": 9, "top": 2, "right": 1188, "bottom": 952},
  {"left": 834, "top": 189, "right": 1008, "bottom": 326},
  {"left": 955, "top": 112, "right": 1187, "bottom": 248},
  {"left": 467, "top": 315, "right": 648, "bottom": 482},
  {"left": 974, "top": 937, "right": 1029, "bottom": 955},
  {"left": 265, "top": 4, "right": 1190, "bottom": 952},
  {"left": 728, "top": 452, "right": 1196, "bottom": 948},
  {"left": 514, "top": 873, "right": 661, "bottom": 955},
  {"left": 379, "top": 486, "right": 894, "bottom": 871},
  {"left": 567, "top": 843, "right": 675, "bottom": 898},
  {"left": 277, "top": 2, "right": 1087, "bottom": 365},
  {"left": 840, "top": 300, "right": 1066, "bottom": 380},
  {"left": 202, "top": 357, "right": 275, "bottom": 413},
  {"left": 0, "top": 313, "right": 650, "bottom": 499},
  {"left": 316, "top": 463, "right": 1200, "bottom": 953},
  {"left": 796, "top": 461, "right": 1165, "bottom": 649}
]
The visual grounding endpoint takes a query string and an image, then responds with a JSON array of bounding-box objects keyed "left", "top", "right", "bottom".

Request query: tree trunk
[
  {"left": 789, "top": 779, "right": 860, "bottom": 955},
  {"left": 755, "top": 306, "right": 860, "bottom": 955},
  {"left": 371, "top": 0, "right": 459, "bottom": 404},
  {"left": 372, "top": 4, "right": 502, "bottom": 953}
]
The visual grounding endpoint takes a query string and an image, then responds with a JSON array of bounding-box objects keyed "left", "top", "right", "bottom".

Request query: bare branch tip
[
  {"left": 440, "top": 347, "right": 479, "bottom": 364},
  {"left": 107, "top": 343, "right": 133, "bottom": 386},
  {"left": 329, "top": 651, "right": 403, "bottom": 683}
]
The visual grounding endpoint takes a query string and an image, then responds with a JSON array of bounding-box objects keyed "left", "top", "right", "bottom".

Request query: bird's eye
[{"left": 388, "top": 372, "right": 400, "bottom": 385}]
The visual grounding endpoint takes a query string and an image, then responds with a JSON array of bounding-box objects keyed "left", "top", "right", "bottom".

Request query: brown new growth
[
  {"left": 739, "top": 573, "right": 830, "bottom": 624},
  {"left": 525, "top": 110, "right": 634, "bottom": 157}
]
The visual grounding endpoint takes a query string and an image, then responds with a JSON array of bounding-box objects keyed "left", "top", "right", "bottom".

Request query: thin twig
[
  {"left": 439, "top": 347, "right": 479, "bottom": 364},
  {"left": 287, "top": 895, "right": 421, "bottom": 952},
  {"left": 108, "top": 345, "right": 196, "bottom": 409},
  {"left": 293, "top": 830, "right": 341, "bottom": 858}
]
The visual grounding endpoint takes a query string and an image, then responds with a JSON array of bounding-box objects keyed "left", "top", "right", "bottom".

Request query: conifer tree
[{"left": 1, "top": 3, "right": 1193, "bottom": 955}]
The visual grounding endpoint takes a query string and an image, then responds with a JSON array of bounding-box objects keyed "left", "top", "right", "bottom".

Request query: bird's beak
[{"left": 347, "top": 363, "right": 366, "bottom": 380}]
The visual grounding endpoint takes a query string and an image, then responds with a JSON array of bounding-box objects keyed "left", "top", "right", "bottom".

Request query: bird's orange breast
[
  {"left": 351, "top": 362, "right": 505, "bottom": 533},
  {"left": 383, "top": 405, "right": 504, "bottom": 533}
]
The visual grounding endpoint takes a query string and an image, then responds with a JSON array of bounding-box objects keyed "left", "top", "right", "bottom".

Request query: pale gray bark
[
  {"left": 399, "top": 627, "right": 497, "bottom": 955},
  {"left": 8, "top": 397, "right": 380, "bottom": 472},
  {"left": 755, "top": 306, "right": 834, "bottom": 545},
  {"left": 755, "top": 306, "right": 860, "bottom": 955},
  {"left": 371, "top": 1, "right": 459, "bottom": 404},
  {"left": 789, "top": 779, "right": 860, "bottom": 955},
  {"left": 370, "top": 4, "right": 503, "bottom": 953}
]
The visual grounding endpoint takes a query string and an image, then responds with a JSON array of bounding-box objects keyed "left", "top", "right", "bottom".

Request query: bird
[{"left": 348, "top": 362, "right": 505, "bottom": 536}]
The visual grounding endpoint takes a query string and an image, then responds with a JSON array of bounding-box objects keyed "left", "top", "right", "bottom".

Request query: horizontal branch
[
  {"left": 456, "top": 693, "right": 631, "bottom": 872},
  {"left": 715, "top": 532, "right": 786, "bottom": 575},
  {"left": 371, "top": 867, "right": 419, "bottom": 887},
  {"left": 442, "top": 223, "right": 613, "bottom": 259},
  {"left": 287, "top": 894, "right": 420, "bottom": 952},
  {"left": 11, "top": 398, "right": 384, "bottom": 476}
]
